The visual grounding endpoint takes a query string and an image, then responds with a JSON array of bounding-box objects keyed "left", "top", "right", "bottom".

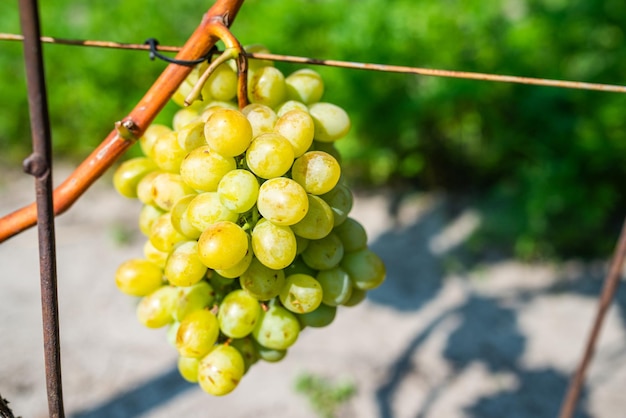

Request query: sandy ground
[{"left": 1, "top": 164, "right": 626, "bottom": 418}]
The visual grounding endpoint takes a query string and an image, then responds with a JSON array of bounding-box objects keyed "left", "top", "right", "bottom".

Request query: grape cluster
[{"left": 112, "top": 48, "right": 386, "bottom": 396}]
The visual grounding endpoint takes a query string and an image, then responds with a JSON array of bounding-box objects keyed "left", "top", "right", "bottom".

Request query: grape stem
[{"left": 0, "top": 0, "right": 247, "bottom": 243}]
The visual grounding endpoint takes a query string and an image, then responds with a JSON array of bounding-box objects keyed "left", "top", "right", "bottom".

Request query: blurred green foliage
[{"left": 2, "top": 0, "right": 626, "bottom": 259}]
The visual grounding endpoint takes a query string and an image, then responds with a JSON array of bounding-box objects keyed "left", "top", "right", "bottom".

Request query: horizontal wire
[{"left": 2, "top": 33, "right": 626, "bottom": 94}]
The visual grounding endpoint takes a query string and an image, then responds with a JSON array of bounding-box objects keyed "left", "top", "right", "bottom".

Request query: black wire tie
[{"left": 144, "top": 38, "right": 211, "bottom": 66}]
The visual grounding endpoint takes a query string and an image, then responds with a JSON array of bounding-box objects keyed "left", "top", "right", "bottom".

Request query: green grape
[
  {"left": 285, "top": 69, "right": 324, "bottom": 104},
  {"left": 200, "top": 101, "right": 239, "bottom": 122},
  {"left": 218, "top": 289, "right": 262, "bottom": 338},
  {"left": 198, "top": 344, "right": 245, "bottom": 396},
  {"left": 180, "top": 146, "right": 236, "bottom": 192},
  {"left": 343, "top": 287, "right": 367, "bottom": 307},
  {"left": 140, "top": 124, "right": 172, "bottom": 160},
  {"left": 164, "top": 241, "right": 208, "bottom": 287},
  {"left": 252, "top": 304, "right": 300, "bottom": 350},
  {"left": 186, "top": 192, "right": 238, "bottom": 232},
  {"left": 115, "top": 258, "right": 164, "bottom": 297},
  {"left": 279, "top": 274, "right": 323, "bottom": 314},
  {"left": 178, "top": 356, "right": 200, "bottom": 383},
  {"left": 208, "top": 271, "right": 240, "bottom": 302},
  {"left": 136, "top": 171, "right": 162, "bottom": 206},
  {"left": 177, "top": 120, "right": 206, "bottom": 152},
  {"left": 341, "top": 249, "right": 386, "bottom": 290},
  {"left": 245, "top": 133, "right": 295, "bottom": 179},
  {"left": 251, "top": 218, "right": 297, "bottom": 269},
  {"left": 242, "top": 103, "right": 278, "bottom": 138},
  {"left": 291, "top": 151, "right": 341, "bottom": 195},
  {"left": 215, "top": 237, "right": 252, "bottom": 278},
  {"left": 230, "top": 337, "right": 259, "bottom": 372},
  {"left": 297, "top": 303, "right": 336, "bottom": 328},
  {"left": 239, "top": 257, "right": 285, "bottom": 300},
  {"left": 150, "top": 213, "right": 187, "bottom": 253},
  {"left": 248, "top": 66, "right": 286, "bottom": 108},
  {"left": 301, "top": 232, "right": 344, "bottom": 270},
  {"left": 173, "top": 281, "right": 215, "bottom": 322},
  {"left": 321, "top": 183, "right": 353, "bottom": 227},
  {"left": 295, "top": 235, "right": 310, "bottom": 255},
  {"left": 136, "top": 285, "right": 178, "bottom": 328},
  {"left": 152, "top": 131, "right": 187, "bottom": 172},
  {"left": 143, "top": 239, "right": 169, "bottom": 269},
  {"left": 253, "top": 340, "right": 287, "bottom": 363},
  {"left": 113, "top": 157, "right": 157, "bottom": 199},
  {"left": 309, "top": 102, "right": 351, "bottom": 142},
  {"left": 197, "top": 221, "right": 249, "bottom": 270},
  {"left": 334, "top": 217, "right": 368, "bottom": 252},
  {"left": 256, "top": 178, "right": 308, "bottom": 226},
  {"left": 275, "top": 100, "right": 309, "bottom": 117},
  {"left": 138, "top": 204, "right": 165, "bottom": 237},
  {"left": 204, "top": 108, "right": 253, "bottom": 157},
  {"left": 176, "top": 309, "right": 219, "bottom": 358},
  {"left": 284, "top": 257, "right": 317, "bottom": 277},
  {"left": 150, "top": 173, "right": 196, "bottom": 212},
  {"left": 273, "top": 109, "right": 315, "bottom": 157},
  {"left": 203, "top": 62, "right": 237, "bottom": 102},
  {"left": 170, "top": 195, "right": 202, "bottom": 240},
  {"left": 172, "top": 107, "right": 200, "bottom": 131},
  {"left": 291, "top": 194, "right": 334, "bottom": 240},
  {"left": 316, "top": 267, "right": 353, "bottom": 306},
  {"left": 217, "top": 169, "right": 259, "bottom": 213}
]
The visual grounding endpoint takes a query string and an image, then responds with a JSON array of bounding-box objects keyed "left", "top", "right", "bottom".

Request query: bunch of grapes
[{"left": 112, "top": 48, "right": 386, "bottom": 396}]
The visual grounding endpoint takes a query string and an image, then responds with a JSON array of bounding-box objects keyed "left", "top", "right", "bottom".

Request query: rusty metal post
[{"left": 17, "top": 0, "right": 65, "bottom": 417}]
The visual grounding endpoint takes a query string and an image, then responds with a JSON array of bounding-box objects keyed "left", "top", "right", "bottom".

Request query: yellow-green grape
[
  {"left": 309, "top": 102, "right": 351, "bottom": 142},
  {"left": 197, "top": 221, "right": 249, "bottom": 270},
  {"left": 164, "top": 241, "right": 207, "bottom": 287},
  {"left": 173, "top": 281, "right": 215, "bottom": 322},
  {"left": 291, "top": 151, "right": 341, "bottom": 195},
  {"left": 186, "top": 192, "right": 238, "bottom": 232},
  {"left": 177, "top": 121, "right": 206, "bottom": 152},
  {"left": 252, "top": 304, "right": 300, "bottom": 350},
  {"left": 279, "top": 274, "right": 323, "bottom": 314},
  {"left": 218, "top": 289, "right": 262, "bottom": 338},
  {"left": 112, "top": 157, "right": 157, "bottom": 199},
  {"left": 200, "top": 101, "right": 239, "bottom": 123},
  {"left": 203, "top": 62, "right": 238, "bottom": 102},
  {"left": 136, "top": 285, "right": 178, "bottom": 328},
  {"left": 247, "top": 66, "right": 286, "bottom": 109},
  {"left": 334, "top": 217, "right": 368, "bottom": 252},
  {"left": 170, "top": 195, "right": 202, "bottom": 240},
  {"left": 275, "top": 100, "right": 309, "bottom": 117},
  {"left": 208, "top": 271, "right": 239, "bottom": 301},
  {"left": 204, "top": 108, "right": 253, "bottom": 157},
  {"left": 150, "top": 173, "right": 196, "bottom": 212},
  {"left": 176, "top": 308, "right": 220, "bottom": 358},
  {"left": 285, "top": 69, "right": 324, "bottom": 104},
  {"left": 143, "top": 240, "right": 169, "bottom": 269},
  {"left": 291, "top": 194, "right": 334, "bottom": 240},
  {"left": 167, "top": 322, "right": 181, "bottom": 347},
  {"left": 172, "top": 63, "right": 208, "bottom": 108},
  {"left": 256, "top": 178, "right": 308, "bottom": 226},
  {"left": 244, "top": 44, "right": 274, "bottom": 72},
  {"left": 316, "top": 267, "right": 353, "bottom": 306},
  {"left": 149, "top": 213, "right": 187, "bottom": 253},
  {"left": 311, "top": 140, "right": 342, "bottom": 163},
  {"left": 297, "top": 303, "right": 336, "bottom": 328},
  {"left": 198, "top": 344, "right": 245, "bottom": 396},
  {"left": 301, "top": 232, "right": 344, "bottom": 270},
  {"left": 136, "top": 171, "right": 162, "bottom": 206},
  {"left": 273, "top": 109, "right": 315, "bottom": 158},
  {"left": 178, "top": 356, "right": 200, "bottom": 383},
  {"left": 152, "top": 131, "right": 187, "bottom": 173},
  {"left": 179, "top": 146, "right": 236, "bottom": 192},
  {"left": 295, "top": 235, "right": 310, "bottom": 256},
  {"left": 253, "top": 340, "right": 287, "bottom": 363},
  {"left": 341, "top": 249, "right": 386, "bottom": 290},
  {"left": 216, "top": 238, "right": 253, "bottom": 278},
  {"left": 343, "top": 287, "right": 367, "bottom": 307},
  {"left": 242, "top": 103, "right": 278, "bottom": 138},
  {"left": 245, "top": 133, "right": 295, "bottom": 179},
  {"left": 251, "top": 218, "right": 297, "bottom": 270},
  {"left": 115, "top": 258, "right": 163, "bottom": 297},
  {"left": 217, "top": 169, "right": 259, "bottom": 214},
  {"left": 230, "top": 337, "right": 260, "bottom": 373},
  {"left": 240, "top": 257, "right": 286, "bottom": 300},
  {"left": 138, "top": 204, "right": 165, "bottom": 237},
  {"left": 140, "top": 124, "right": 172, "bottom": 160},
  {"left": 172, "top": 107, "right": 200, "bottom": 131},
  {"left": 320, "top": 183, "right": 353, "bottom": 227}
]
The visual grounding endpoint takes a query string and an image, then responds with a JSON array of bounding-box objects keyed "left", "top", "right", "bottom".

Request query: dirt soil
[{"left": 1, "top": 164, "right": 626, "bottom": 418}]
